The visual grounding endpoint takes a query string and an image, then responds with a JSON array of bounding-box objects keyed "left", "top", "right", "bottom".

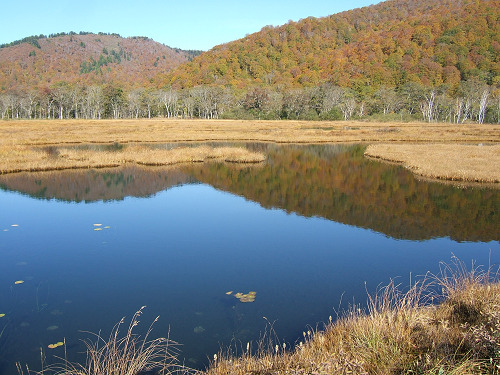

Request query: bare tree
[
  {"left": 0, "top": 94, "right": 9, "bottom": 119},
  {"left": 263, "top": 90, "right": 283, "bottom": 119},
  {"left": 478, "top": 88, "right": 489, "bottom": 124},
  {"left": 420, "top": 89, "right": 436, "bottom": 122},
  {"left": 20, "top": 90, "right": 38, "bottom": 119},
  {"left": 282, "top": 89, "right": 308, "bottom": 119},
  {"left": 52, "top": 85, "right": 72, "bottom": 119},
  {"left": 141, "top": 89, "right": 155, "bottom": 119},
  {"left": 320, "top": 84, "right": 343, "bottom": 114},
  {"left": 340, "top": 96, "right": 356, "bottom": 120},
  {"left": 127, "top": 89, "right": 143, "bottom": 119},
  {"left": 69, "top": 86, "right": 84, "bottom": 119},
  {"left": 374, "top": 86, "right": 400, "bottom": 115},
  {"left": 84, "top": 85, "right": 104, "bottom": 119},
  {"left": 158, "top": 88, "right": 178, "bottom": 118}
]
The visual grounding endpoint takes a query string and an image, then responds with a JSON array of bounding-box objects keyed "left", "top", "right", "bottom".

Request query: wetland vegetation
[{"left": 0, "top": 119, "right": 499, "bottom": 184}]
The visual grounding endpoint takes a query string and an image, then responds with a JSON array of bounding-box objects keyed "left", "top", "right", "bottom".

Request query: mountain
[
  {"left": 0, "top": 32, "right": 201, "bottom": 91},
  {"left": 1, "top": 0, "right": 497, "bottom": 93},
  {"left": 162, "top": 0, "right": 499, "bottom": 91}
]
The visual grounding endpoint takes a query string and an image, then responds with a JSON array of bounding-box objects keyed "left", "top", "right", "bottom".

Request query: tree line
[{"left": 1, "top": 81, "right": 498, "bottom": 123}]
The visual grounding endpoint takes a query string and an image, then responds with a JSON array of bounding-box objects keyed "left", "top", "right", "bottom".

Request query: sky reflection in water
[{"left": 0, "top": 144, "right": 498, "bottom": 373}]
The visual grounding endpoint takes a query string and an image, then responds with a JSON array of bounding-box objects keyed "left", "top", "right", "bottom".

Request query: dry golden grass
[
  {"left": 0, "top": 119, "right": 499, "bottom": 180},
  {"left": 204, "top": 259, "right": 500, "bottom": 375},
  {"left": 1, "top": 119, "right": 499, "bottom": 146},
  {"left": 365, "top": 144, "right": 500, "bottom": 183},
  {"left": 25, "top": 307, "right": 192, "bottom": 375},
  {"left": 0, "top": 144, "right": 265, "bottom": 174}
]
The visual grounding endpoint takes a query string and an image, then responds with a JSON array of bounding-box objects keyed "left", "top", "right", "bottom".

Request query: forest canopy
[{"left": 0, "top": 0, "right": 498, "bottom": 123}]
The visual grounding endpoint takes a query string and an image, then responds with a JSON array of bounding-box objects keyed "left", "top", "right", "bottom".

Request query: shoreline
[
  {"left": 1, "top": 119, "right": 499, "bottom": 184},
  {"left": 202, "top": 272, "right": 500, "bottom": 375},
  {"left": 364, "top": 143, "right": 500, "bottom": 184}
]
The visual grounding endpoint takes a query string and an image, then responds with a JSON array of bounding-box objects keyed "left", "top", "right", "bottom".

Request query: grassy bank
[
  {"left": 204, "top": 262, "right": 500, "bottom": 375},
  {"left": 0, "top": 144, "right": 265, "bottom": 174},
  {"left": 0, "top": 118, "right": 499, "bottom": 181},
  {"left": 365, "top": 144, "right": 500, "bottom": 184},
  {"left": 36, "top": 261, "right": 499, "bottom": 375}
]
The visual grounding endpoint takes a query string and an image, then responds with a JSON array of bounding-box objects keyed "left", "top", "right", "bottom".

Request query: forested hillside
[
  {"left": 163, "top": 0, "right": 498, "bottom": 90},
  {"left": 0, "top": 32, "right": 201, "bottom": 90},
  {"left": 0, "top": 0, "right": 498, "bottom": 123}
]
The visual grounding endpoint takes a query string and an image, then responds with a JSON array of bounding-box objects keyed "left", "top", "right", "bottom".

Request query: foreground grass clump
[
  {"left": 28, "top": 307, "right": 191, "bottom": 375},
  {"left": 206, "top": 260, "right": 500, "bottom": 375}
]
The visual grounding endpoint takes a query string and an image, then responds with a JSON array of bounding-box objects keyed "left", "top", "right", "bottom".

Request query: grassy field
[{"left": 1, "top": 119, "right": 499, "bottom": 183}]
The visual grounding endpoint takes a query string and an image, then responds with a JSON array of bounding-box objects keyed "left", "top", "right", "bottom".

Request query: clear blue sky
[{"left": 1, "top": 0, "right": 379, "bottom": 51}]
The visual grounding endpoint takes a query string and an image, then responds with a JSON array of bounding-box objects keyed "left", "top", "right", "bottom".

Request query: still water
[{"left": 0, "top": 144, "right": 499, "bottom": 373}]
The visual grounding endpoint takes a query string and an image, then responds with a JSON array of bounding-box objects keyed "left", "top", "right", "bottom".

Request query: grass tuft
[
  {"left": 46, "top": 307, "right": 191, "bottom": 375},
  {"left": 205, "top": 258, "right": 500, "bottom": 375}
]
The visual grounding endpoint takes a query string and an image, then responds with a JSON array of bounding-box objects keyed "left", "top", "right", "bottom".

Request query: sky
[{"left": 1, "top": 0, "right": 380, "bottom": 51}]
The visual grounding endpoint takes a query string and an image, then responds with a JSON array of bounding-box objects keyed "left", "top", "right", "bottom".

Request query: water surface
[{"left": 0, "top": 144, "right": 498, "bottom": 373}]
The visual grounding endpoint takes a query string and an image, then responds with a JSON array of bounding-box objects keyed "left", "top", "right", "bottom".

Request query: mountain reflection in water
[{"left": 0, "top": 144, "right": 498, "bottom": 242}]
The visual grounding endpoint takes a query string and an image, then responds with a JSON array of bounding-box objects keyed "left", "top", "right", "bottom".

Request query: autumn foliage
[
  {"left": 0, "top": 33, "right": 200, "bottom": 91},
  {"left": 163, "top": 0, "right": 499, "bottom": 91}
]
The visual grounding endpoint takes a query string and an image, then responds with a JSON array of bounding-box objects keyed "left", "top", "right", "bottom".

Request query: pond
[{"left": 0, "top": 144, "right": 499, "bottom": 374}]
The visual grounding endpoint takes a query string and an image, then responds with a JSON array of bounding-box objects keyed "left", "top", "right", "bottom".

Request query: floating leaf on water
[
  {"left": 46, "top": 325, "right": 59, "bottom": 331},
  {"left": 94, "top": 228, "right": 103, "bottom": 231},
  {"left": 93, "top": 224, "right": 102, "bottom": 227},
  {"left": 0, "top": 314, "right": 5, "bottom": 318},
  {"left": 193, "top": 326, "right": 205, "bottom": 334},
  {"left": 11, "top": 224, "right": 19, "bottom": 227},
  {"left": 233, "top": 291, "right": 257, "bottom": 303},
  {"left": 225, "top": 291, "right": 233, "bottom": 295},
  {"left": 47, "top": 342, "right": 63, "bottom": 349},
  {"left": 239, "top": 296, "right": 256, "bottom": 303},
  {"left": 104, "top": 226, "right": 111, "bottom": 229},
  {"left": 14, "top": 280, "right": 24, "bottom": 285}
]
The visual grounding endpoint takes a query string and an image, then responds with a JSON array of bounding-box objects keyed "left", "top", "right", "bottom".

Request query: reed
[
  {"left": 205, "top": 259, "right": 500, "bottom": 375},
  {"left": 48, "top": 307, "right": 191, "bottom": 375}
]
